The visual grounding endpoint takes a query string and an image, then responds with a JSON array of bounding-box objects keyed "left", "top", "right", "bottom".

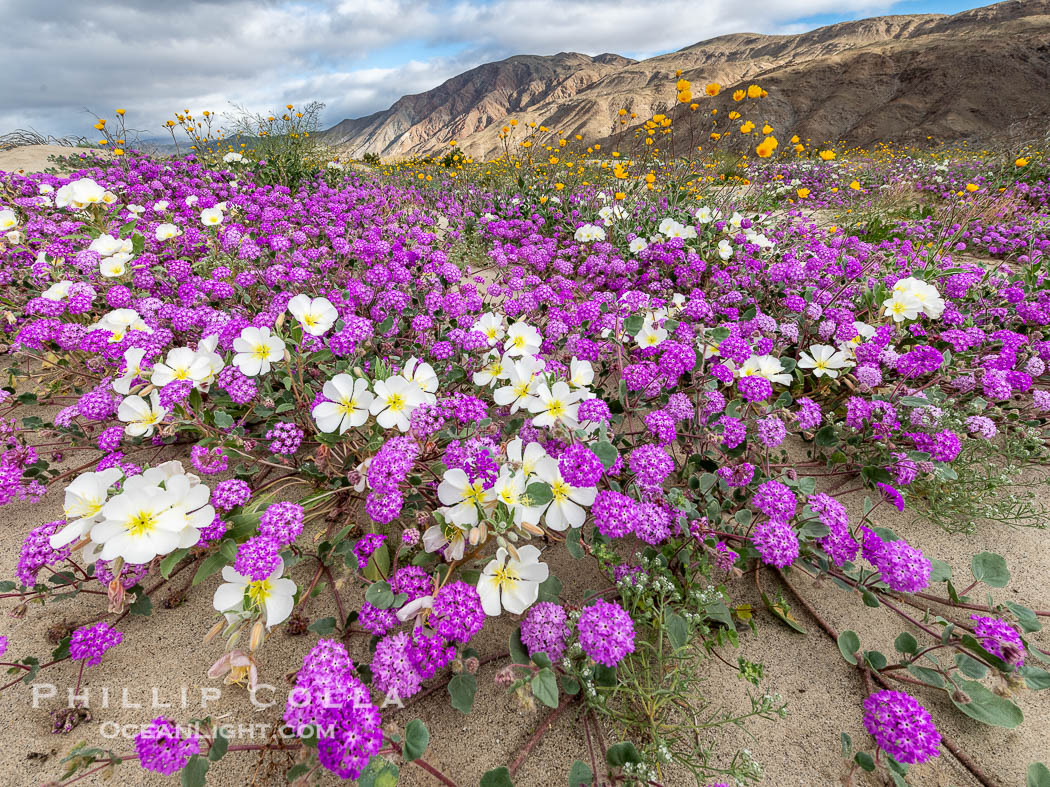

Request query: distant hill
[{"left": 323, "top": 0, "right": 1050, "bottom": 159}]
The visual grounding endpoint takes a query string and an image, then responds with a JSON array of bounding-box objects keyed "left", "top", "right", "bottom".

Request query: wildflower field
[{"left": 1, "top": 79, "right": 1050, "bottom": 787}]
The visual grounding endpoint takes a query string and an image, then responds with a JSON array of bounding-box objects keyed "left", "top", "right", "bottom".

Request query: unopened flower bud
[
  {"left": 465, "top": 657, "right": 480, "bottom": 674},
  {"left": 204, "top": 619, "right": 226, "bottom": 644},
  {"left": 249, "top": 620, "right": 266, "bottom": 652}
]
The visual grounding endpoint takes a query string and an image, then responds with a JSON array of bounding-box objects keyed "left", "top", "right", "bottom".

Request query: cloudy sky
[{"left": 2, "top": 0, "right": 985, "bottom": 139}]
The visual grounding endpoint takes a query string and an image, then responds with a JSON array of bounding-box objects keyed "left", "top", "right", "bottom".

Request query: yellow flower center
[
  {"left": 251, "top": 344, "right": 269, "bottom": 360},
  {"left": 387, "top": 393, "right": 405, "bottom": 412},
  {"left": 463, "top": 482, "right": 487, "bottom": 506},
  {"left": 546, "top": 399, "right": 566, "bottom": 419},
  {"left": 303, "top": 313, "right": 318, "bottom": 327},
  {"left": 338, "top": 397, "right": 357, "bottom": 416},
  {"left": 127, "top": 510, "right": 158, "bottom": 537},
  {"left": 552, "top": 481, "right": 570, "bottom": 502},
  {"left": 248, "top": 578, "right": 272, "bottom": 606},
  {"left": 492, "top": 564, "right": 519, "bottom": 588}
]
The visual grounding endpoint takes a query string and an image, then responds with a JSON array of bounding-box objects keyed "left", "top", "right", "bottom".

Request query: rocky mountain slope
[{"left": 325, "top": 0, "right": 1050, "bottom": 159}]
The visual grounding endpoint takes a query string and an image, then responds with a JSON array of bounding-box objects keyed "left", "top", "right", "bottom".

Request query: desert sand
[{"left": 0, "top": 146, "right": 108, "bottom": 176}]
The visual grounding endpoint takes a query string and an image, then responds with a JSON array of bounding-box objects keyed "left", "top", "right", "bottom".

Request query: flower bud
[
  {"left": 204, "top": 619, "right": 226, "bottom": 644},
  {"left": 249, "top": 620, "right": 266, "bottom": 652}
]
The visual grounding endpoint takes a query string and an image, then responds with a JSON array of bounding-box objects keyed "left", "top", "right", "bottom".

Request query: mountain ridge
[{"left": 325, "top": 0, "right": 1050, "bottom": 159}]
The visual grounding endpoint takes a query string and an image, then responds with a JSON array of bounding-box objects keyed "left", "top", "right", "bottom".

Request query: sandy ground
[
  {"left": 0, "top": 440, "right": 1047, "bottom": 787},
  {"left": 0, "top": 145, "right": 108, "bottom": 175}
]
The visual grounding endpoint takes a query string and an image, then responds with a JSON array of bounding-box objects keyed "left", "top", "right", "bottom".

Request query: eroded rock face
[{"left": 324, "top": 0, "right": 1050, "bottom": 160}]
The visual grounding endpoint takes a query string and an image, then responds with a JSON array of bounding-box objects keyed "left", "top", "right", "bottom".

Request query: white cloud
[{"left": 0, "top": 0, "right": 916, "bottom": 138}]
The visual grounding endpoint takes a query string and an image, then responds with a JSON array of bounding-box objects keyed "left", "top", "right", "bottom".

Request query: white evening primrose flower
[
  {"left": 91, "top": 308, "right": 150, "bottom": 342},
  {"left": 882, "top": 291, "right": 922, "bottom": 323},
  {"left": 491, "top": 467, "right": 542, "bottom": 527},
  {"left": 472, "top": 351, "right": 510, "bottom": 388},
  {"left": 528, "top": 381, "right": 582, "bottom": 430},
  {"left": 635, "top": 320, "right": 668, "bottom": 349},
  {"left": 153, "top": 200, "right": 169, "bottom": 213},
  {"left": 286, "top": 294, "right": 337, "bottom": 336},
  {"left": 200, "top": 206, "right": 224, "bottom": 226},
  {"left": 569, "top": 358, "right": 594, "bottom": 388},
  {"left": 48, "top": 468, "right": 124, "bottom": 549},
  {"left": 185, "top": 195, "right": 199, "bottom": 207},
  {"left": 127, "top": 204, "right": 145, "bottom": 216},
  {"left": 472, "top": 312, "right": 505, "bottom": 346},
  {"left": 505, "top": 437, "right": 547, "bottom": 478},
  {"left": 717, "top": 239, "right": 734, "bottom": 260},
  {"left": 155, "top": 223, "right": 181, "bottom": 241},
  {"left": 478, "top": 545, "right": 549, "bottom": 616},
  {"left": 402, "top": 357, "right": 439, "bottom": 400},
  {"left": 38, "top": 184, "right": 54, "bottom": 195},
  {"left": 368, "top": 374, "right": 425, "bottom": 432},
  {"left": 0, "top": 209, "right": 17, "bottom": 231},
  {"left": 89, "top": 484, "right": 184, "bottom": 564},
  {"left": 55, "top": 178, "right": 105, "bottom": 209},
  {"left": 437, "top": 468, "right": 494, "bottom": 527},
  {"left": 629, "top": 237, "right": 648, "bottom": 253},
  {"left": 223, "top": 151, "right": 245, "bottom": 164},
  {"left": 695, "top": 205, "right": 715, "bottom": 223},
  {"left": 728, "top": 211, "right": 744, "bottom": 229},
  {"left": 89, "top": 233, "right": 132, "bottom": 257},
  {"left": 113, "top": 347, "right": 149, "bottom": 395},
  {"left": 150, "top": 346, "right": 211, "bottom": 388},
  {"left": 422, "top": 519, "right": 467, "bottom": 561},
  {"left": 533, "top": 457, "right": 597, "bottom": 530},
  {"left": 42, "top": 280, "right": 73, "bottom": 301},
  {"left": 232, "top": 326, "right": 285, "bottom": 377},
  {"left": 101, "top": 190, "right": 118, "bottom": 205},
  {"left": 504, "top": 321, "right": 542, "bottom": 358},
  {"left": 118, "top": 391, "right": 166, "bottom": 437},
  {"left": 193, "top": 335, "right": 225, "bottom": 389},
  {"left": 493, "top": 356, "right": 543, "bottom": 413},
  {"left": 573, "top": 223, "right": 605, "bottom": 242},
  {"left": 798, "top": 344, "right": 852, "bottom": 379},
  {"left": 212, "top": 559, "right": 297, "bottom": 628},
  {"left": 100, "top": 255, "right": 127, "bottom": 278},
  {"left": 894, "top": 277, "right": 945, "bottom": 319},
  {"left": 312, "top": 374, "right": 373, "bottom": 433}
]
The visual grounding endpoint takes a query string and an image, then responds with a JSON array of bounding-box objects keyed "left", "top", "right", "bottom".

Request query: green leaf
[
  {"left": 213, "top": 410, "right": 234, "bottom": 429},
  {"left": 365, "top": 581, "right": 396, "bottom": 609},
  {"left": 864, "top": 650, "right": 887, "bottom": 670},
  {"left": 894, "top": 632, "right": 918, "bottom": 655},
  {"left": 955, "top": 653, "right": 988, "bottom": 679},
  {"left": 665, "top": 610, "right": 689, "bottom": 650},
  {"left": 363, "top": 543, "right": 391, "bottom": 582},
  {"left": 480, "top": 766, "right": 514, "bottom": 787},
  {"left": 949, "top": 678, "right": 1024, "bottom": 728},
  {"left": 181, "top": 755, "right": 209, "bottom": 787},
  {"left": 1005, "top": 602, "right": 1042, "bottom": 634},
  {"left": 928, "top": 559, "right": 953, "bottom": 583},
  {"left": 448, "top": 673, "right": 476, "bottom": 714},
  {"left": 593, "top": 441, "right": 618, "bottom": 469},
  {"left": 286, "top": 763, "right": 311, "bottom": 782},
  {"left": 854, "top": 752, "right": 875, "bottom": 772},
  {"left": 509, "top": 628, "right": 530, "bottom": 665},
  {"left": 208, "top": 729, "right": 229, "bottom": 761},
  {"left": 840, "top": 732, "right": 852, "bottom": 756},
  {"left": 526, "top": 482, "right": 554, "bottom": 507},
  {"left": 761, "top": 592, "right": 806, "bottom": 634},
  {"left": 605, "top": 741, "right": 642, "bottom": 768},
  {"left": 129, "top": 591, "right": 152, "bottom": 617},
  {"left": 1028, "top": 763, "right": 1050, "bottom": 787},
  {"left": 403, "top": 719, "right": 429, "bottom": 761},
  {"left": 193, "top": 541, "right": 237, "bottom": 586},
  {"left": 308, "top": 617, "right": 337, "bottom": 636},
  {"left": 531, "top": 652, "right": 552, "bottom": 668},
  {"left": 569, "top": 760, "right": 594, "bottom": 787},
  {"left": 861, "top": 591, "right": 881, "bottom": 608},
  {"left": 1020, "top": 666, "right": 1050, "bottom": 691},
  {"left": 531, "top": 668, "right": 559, "bottom": 709},
  {"left": 971, "top": 552, "right": 1010, "bottom": 588},
  {"left": 837, "top": 630, "right": 860, "bottom": 665},
  {"left": 815, "top": 425, "right": 837, "bottom": 447},
  {"left": 559, "top": 675, "right": 580, "bottom": 695},
  {"left": 357, "top": 756, "right": 400, "bottom": 787},
  {"left": 537, "top": 575, "right": 562, "bottom": 603},
  {"left": 566, "top": 526, "right": 584, "bottom": 559},
  {"left": 160, "top": 548, "right": 190, "bottom": 579},
  {"left": 907, "top": 664, "right": 945, "bottom": 688}
]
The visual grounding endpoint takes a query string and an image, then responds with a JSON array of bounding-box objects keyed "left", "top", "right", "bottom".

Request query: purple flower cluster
[
  {"left": 234, "top": 535, "right": 281, "bottom": 581},
  {"left": 69, "top": 622, "right": 123, "bottom": 667},
  {"left": 861, "top": 528, "right": 931, "bottom": 592},
  {"left": 577, "top": 600, "right": 635, "bottom": 667},
  {"left": 520, "top": 601, "right": 571, "bottom": 660},
  {"left": 430, "top": 581, "right": 485, "bottom": 644},
  {"left": 258, "top": 501, "right": 304, "bottom": 545},
  {"left": 266, "top": 421, "right": 304, "bottom": 455},
  {"left": 862, "top": 690, "right": 941, "bottom": 764},
  {"left": 134, "top": 717, "right": 201, "bottom": 775},
  {"left": 970, "top": 615, "right": 1025, "bottom": 666},
  {"left": 283, "top": 639, "right": 381, "bottom": 780}
]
